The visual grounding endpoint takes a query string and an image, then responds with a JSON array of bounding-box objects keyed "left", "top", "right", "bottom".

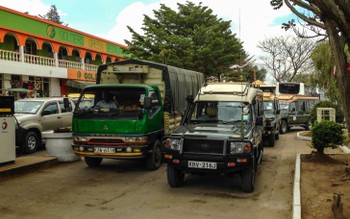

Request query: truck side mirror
[
  {"left": 144, "top": 97, "right": 152, "bottom": 109},
  {"left": 63, "top": 97, "right": 70, "bottom": 109},
  {"left": 276, "top": 109, "right": 280, "bottom": 114},
  {"left": 256, "top": 116, "right": 263, "bottom": 125},
  {"left": 186, "top": 95, "right": 194, "bottom": 104}
]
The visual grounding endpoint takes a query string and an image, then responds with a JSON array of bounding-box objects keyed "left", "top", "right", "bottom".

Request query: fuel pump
[{"left": 0, "top": 96, "right": 16, "bottom": 164}]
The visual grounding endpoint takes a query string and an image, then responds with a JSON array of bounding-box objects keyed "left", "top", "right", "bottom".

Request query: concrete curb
[
  {"left": 293, "top": 154, "right": 301, "bottom": 219},
  {"left": 293, "top": 132, "right": 350, "bottom": 219}
]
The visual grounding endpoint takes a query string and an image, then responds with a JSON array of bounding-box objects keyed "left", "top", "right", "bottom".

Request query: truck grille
[{"left": 183, "top": 139, "right": 224, "bottom": 155}]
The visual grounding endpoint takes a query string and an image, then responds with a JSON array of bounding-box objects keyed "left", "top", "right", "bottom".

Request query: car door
[
  {"left": 58, "top": 99, "right": 74, "bottom": 128},
  {"left": 40, "top": 100, "right": 61, "bottom": 131}
]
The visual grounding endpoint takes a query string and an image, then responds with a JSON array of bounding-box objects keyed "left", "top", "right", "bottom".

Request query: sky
[{"left": 0, "top": 0, "right": 296, "bottom": 67}]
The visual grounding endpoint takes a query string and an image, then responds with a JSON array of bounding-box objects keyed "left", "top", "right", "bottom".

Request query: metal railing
[{"left": 0, "top": 49, "right": 98, "bottom": 72}]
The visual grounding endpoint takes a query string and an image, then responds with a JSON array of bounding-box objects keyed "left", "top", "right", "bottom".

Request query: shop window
[
  {"left": 25, "top": 41, "right": 37, "bottom": 55},
  {"left": 58, "top": 48, "right": 67, "bottom": 60}
]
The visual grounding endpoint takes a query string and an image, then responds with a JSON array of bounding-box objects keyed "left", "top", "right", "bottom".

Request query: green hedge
[{"left": 311, "top": 120, "right": 343, "bottom": 153}]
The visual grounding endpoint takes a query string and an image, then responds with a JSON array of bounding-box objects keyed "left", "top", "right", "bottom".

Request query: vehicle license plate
[
  {"left": 94, "top": 147, "right": 115, "bottom": 153},
  {"left": 188, "top": 160, "right": 217, "bottom": 169}
]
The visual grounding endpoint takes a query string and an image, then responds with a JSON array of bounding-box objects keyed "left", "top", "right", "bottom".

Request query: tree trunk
[{"left": 324, "top": 20, "right": 350, "bottom": 138}]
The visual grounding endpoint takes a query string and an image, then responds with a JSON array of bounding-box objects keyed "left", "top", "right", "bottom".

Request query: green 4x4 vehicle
[
  {"left": 262, "top": 92, "right": 281, "bottom": 147},
  {"left": 162, "top": 83, "right": 265, "bottom": 193},
  {"left": 278, "top": 94, "right": 319, "bottom": 133}
]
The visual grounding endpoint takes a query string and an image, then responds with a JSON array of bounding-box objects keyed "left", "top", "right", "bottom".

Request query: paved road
[{"left": 0, "top": 129, "right": 314, "bottom": 219}]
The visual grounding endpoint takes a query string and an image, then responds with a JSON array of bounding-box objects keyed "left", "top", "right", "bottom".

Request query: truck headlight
[
  {"left": 230, "top": 142, "right": 251, "bottom": 154},
  {"left": 165, "top": 138, "right": 183, "bottom": 151},
  {"left": 74, "top": 136, "right": 88, "bottom": 142},
  {"left": 125, "top": 136, "right": 148, "bottom": 144}
]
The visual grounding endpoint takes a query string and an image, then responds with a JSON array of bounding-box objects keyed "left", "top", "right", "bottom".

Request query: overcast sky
[{"left": 0, "top": 0, "right": 296, "bottom": 68}]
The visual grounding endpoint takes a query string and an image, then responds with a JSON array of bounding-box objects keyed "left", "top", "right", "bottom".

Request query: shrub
[
  {"left": 309, "top": 100, "right": 344, "bottom": 124},
  {"left": 311, "top": 120, "right": 343, "bottom": 153}
]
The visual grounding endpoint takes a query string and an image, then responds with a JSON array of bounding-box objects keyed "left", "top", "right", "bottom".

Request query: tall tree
[
  {"left": 258, "top": 35, "right": 316, "bottom": 82},
  {"left": 39, "top": 5, "right": 63, "bottom": 25},
  {"left": 124, "top": 1, "right": 247, "bottom": 81},
  {"left": 270, "top": 0, "right": 350, "bottom": 137},
  {"left": 311, "top": 41, "right": 340, "bottom": 102}
]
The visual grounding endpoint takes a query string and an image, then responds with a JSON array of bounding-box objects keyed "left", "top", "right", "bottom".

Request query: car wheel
[
  {"left": 280, "top": 120, "right": 288, "bottom": 134},
  {"left": 167, "top": 164, "right": 185, "bottom": 187},
  {"left": 23, "top": 131, "right": 40, "bottom": 154},
  {"left": 241, "top": 160, "right": 256, "bottom": 193},
  {"left": 84, "top": 157, "right": 103, "bottom": 167},
  {"left": 304, "top": 120, "right": 311, "bottom": 130},
  {"left": 146, "top": 139, "right": 162, "bottom": 170},
  {"left": 269, "top": 133, "right": 275, "bottom": 147}
]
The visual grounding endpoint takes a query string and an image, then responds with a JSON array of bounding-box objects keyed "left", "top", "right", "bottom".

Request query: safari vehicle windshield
[
  {"left": 263, "top": 101, "right": 275, "bottom": 115},
  {"left": 189, "top": 101, "right": 251, "bottom": 124},
  {"left": 15, "top": 100, "right": 44, "bottom": 114},
  {"left": 279, "top": 102, "right": 289, "bottom": 112},
  {"left": 74, "top": 87, "right": 146, "bottom": 120}
]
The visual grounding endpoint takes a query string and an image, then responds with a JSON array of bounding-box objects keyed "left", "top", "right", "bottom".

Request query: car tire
[
  {"left": 22, "top": 131, "right": 40, "bottom": 154},
  {"left": 304, "top": 120, "right": 311, "bottom": 130},
  {"left": 146, "top": 139, "right": 162, "bottom": 170},
  {"left": 241, "top": 159, "right": 256, "bottom": 193},
  {"left": 84, "top": 157, "right": 103, "bottom": 167},
  {"left": 167, "top": 164, "right": 185, "bottom": 187},
  {"left": 280, "top": 120, "right": 288, "bottom": 134}
]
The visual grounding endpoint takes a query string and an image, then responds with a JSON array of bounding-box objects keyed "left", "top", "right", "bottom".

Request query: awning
[
  {"left": 65, "top": 80, "right": 96, "bottom": 89},
  {"left": 6, "top": 88, "right": 33, "bottom": 92}
]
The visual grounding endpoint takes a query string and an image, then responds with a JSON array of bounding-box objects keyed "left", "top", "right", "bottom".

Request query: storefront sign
[{"left": 67, "top": 69, "right": 96, "bottom": 81}]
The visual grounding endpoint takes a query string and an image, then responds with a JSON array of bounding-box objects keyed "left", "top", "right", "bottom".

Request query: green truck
[{"left": 71, "top": 59, "right": 204, "bottom": 170}]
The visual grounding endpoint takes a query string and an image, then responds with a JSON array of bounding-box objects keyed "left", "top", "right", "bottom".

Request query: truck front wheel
[
  {"left": 167, "top": 164, "right": 185, "bottom": 187},
  {"left": 241, "top": 160, "right": 256, "bottom": 193},
  {"left": 23, "top": 131, "right": 40, "bottom": 154},
  {"left": 84, "top": 157, "right": 102, "bottom": 167},
  {"left": 280, "top": 120, "right": 288, "bottom": 134},
  {"left": 146, "top": 140, "right": 162, "bottom": 170}
]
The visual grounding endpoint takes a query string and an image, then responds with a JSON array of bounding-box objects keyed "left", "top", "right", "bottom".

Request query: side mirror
[
  {"left": 276, "top": 109, "right": 280, "bottom": 114},
  {"left": 144, "top": 97, "right": 152, "bottom": 109},
  {"left": 63, "top": 97, "right": 70, "bottom": 109},
  {"left": 256, "top": 116, "right": 263, "bottom": 125},
  {"left": 186, "top": 95, "right": 194, "bottom": 104}
]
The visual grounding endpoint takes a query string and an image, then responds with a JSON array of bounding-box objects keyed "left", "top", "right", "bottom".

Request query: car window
[
  {"left": 43, "top": 102, "right": 58, "bottom": 114},
  {"left": 59, "top": 100, "right": 73, "bottom": 113}
]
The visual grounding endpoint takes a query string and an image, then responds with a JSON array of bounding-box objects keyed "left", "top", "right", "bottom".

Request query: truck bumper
[
  {"left": 163, "top": 153, "right": 254, "bottom": 174},
  {"left": 71, "top": 143, "right": 149, "bottom": 159}
]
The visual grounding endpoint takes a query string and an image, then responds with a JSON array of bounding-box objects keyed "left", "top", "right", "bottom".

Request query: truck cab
[{"left": 162, "top": 83, "right": 265, "bottom": 192}]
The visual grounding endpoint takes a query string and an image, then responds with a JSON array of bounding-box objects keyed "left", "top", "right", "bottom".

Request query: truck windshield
[
  {"left": 190, "top": 101, "right": 251, "bottom": 124},
  {"left": 74, "top": 87, "right": 146, "bottom": 120},
  {"left": 279, "top": 102, "right": 289, "bottom": 112},
  {"left": 263, "top": 101, "right": 274, "bottom": 114},
  {"left": 15, "top": 100, "right": 44, "bottom": 114}
]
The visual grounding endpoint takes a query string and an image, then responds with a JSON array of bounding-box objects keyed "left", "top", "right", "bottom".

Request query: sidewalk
[{"left": 0, "top": 150, "right": 58, "bottom": 178}]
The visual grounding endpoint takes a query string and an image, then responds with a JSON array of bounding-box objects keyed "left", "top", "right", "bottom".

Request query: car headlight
[
  {"left": 230, "top": 142, "right": 251, "bottom": 154},
  {"left": 125, "top": 136, "right": 148, "bottom": 144},
  {"left": 165, "top": 138, "right": 183, "bottom": 151}
]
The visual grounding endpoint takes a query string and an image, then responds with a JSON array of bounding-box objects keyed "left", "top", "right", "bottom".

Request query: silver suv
[{"left": 15, "top": 97, "right": 75, "bottom": 154}]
